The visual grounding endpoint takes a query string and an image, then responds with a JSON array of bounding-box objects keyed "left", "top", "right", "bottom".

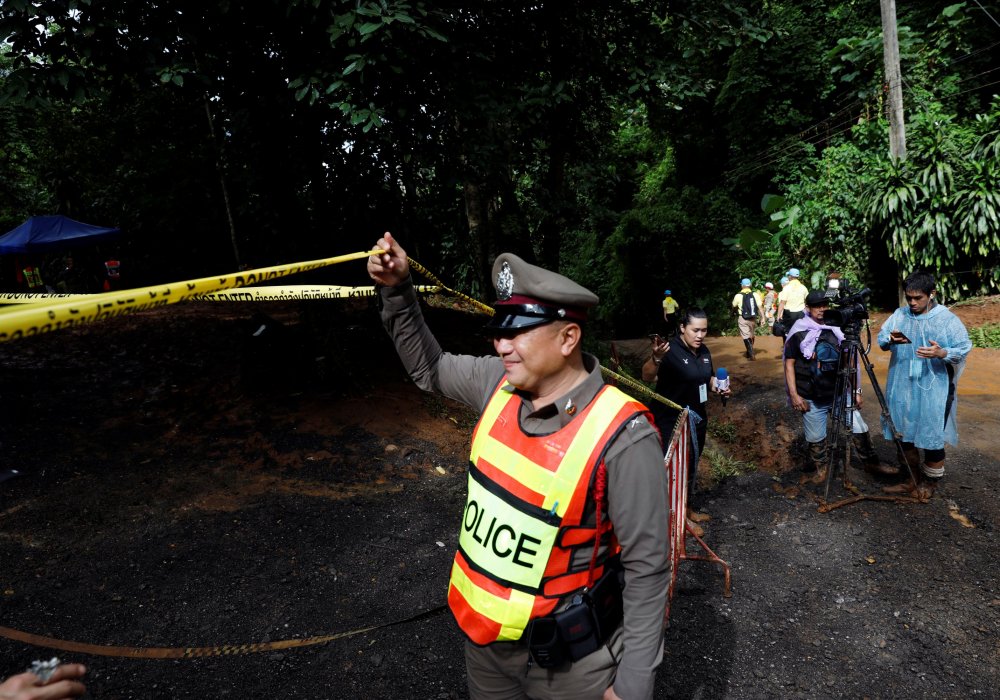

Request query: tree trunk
[
  {"left": 203, "top": 96, "right": 242, "bottom": 270},
  {"left": 463, "top": 179, "right": 490, "bottom": 295}
]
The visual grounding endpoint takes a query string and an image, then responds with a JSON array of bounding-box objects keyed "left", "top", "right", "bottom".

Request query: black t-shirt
[
  {"left": 652, "top": 334, "right": 714, "bottom": 435},
  {"left": 786, "top": 328, "right": 840, "bottom": 401}
]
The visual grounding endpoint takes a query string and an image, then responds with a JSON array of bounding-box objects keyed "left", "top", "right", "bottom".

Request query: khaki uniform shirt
[{"left": 380, "top": 279, "right": 669, "bottom": 700}]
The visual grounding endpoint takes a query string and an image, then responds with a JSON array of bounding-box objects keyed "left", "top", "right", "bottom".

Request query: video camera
[{"left": 821, "top": 279, "right": 871, "bottom": 329}]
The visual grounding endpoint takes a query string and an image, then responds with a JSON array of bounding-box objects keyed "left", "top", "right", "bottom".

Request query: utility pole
[{"left": 880, "top": 0, "right": 906, "bottom": 161}]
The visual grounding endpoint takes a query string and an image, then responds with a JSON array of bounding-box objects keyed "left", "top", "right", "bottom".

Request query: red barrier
[{"left": 665, "top": 409, "right": 732, "bottom": 618}]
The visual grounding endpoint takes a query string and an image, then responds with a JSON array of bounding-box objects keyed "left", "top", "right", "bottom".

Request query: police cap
[{"left": 484, "top": 253, "right": 598, "bottom": 332}]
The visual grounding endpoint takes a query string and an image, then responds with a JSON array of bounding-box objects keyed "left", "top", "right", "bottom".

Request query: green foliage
[
  {"left": 0, "top": 50, "right": 54, "bottom": 225},
  {"left": 1, "top": 0, "right": 996, "bottom": 314},
  {"left": 770, "top": 136, "right": 879, "bottom": 285},
  {"left": 704, "top": 445, "right": 756, "bottom": 484},
  {"left": 967, "top": 323, "right": 1000, "bottom": 349},
  {"left": 865, "top": 101, "right": 1000, "bottom": 297},
  {"left": 708, "top": 421, "right": 738, "bottom": 444},
  {"left": 755, "top": 2, "right": 999, "bottom": 303}
]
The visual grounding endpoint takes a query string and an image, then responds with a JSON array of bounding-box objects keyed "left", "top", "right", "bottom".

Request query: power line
[
  {"left": 724, "top": 107, "right": 872, "bottom": 181},
  {"left": 970, "top": 0, "right": 1000, "bottom": 29},
  {"left": 724, "top": 41, "right": 1000, "bottom": 181},
  {"left": 725, "top": 117, "right": 870, "bottom": 182}
]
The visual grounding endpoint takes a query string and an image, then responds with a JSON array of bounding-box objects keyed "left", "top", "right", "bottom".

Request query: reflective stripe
[
  {"left": 449, "top": 556, "right": 536, "bottom": 643},
  {"left": 471, "top": 386, "right": 633, "bottom": 514},
  {"left": 472, "top": 439, "right": 552, "bottom": 502},
  {"left": 23, "top": 268, "right": 43, "bottom": 287},
  {"left": 449, "top": 381, "right": 648, "bottom": 644}
]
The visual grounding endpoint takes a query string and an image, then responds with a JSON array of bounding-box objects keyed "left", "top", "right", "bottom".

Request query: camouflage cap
[{"left": 485, "top": 253, "right": 598, "bottom": 332}]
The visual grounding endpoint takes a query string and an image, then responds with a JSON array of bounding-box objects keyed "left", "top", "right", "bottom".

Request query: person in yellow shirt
[
  {"left": 775, "top": 268, "right": 809, "bottom": 344},
  {"left": 662, "top": 289, "right": 679, "bottom": 331}
]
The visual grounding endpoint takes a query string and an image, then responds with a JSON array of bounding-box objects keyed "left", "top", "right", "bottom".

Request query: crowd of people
[
  {"left": 3, "top": 249, "right": 973, "bottom": 700},
  {"left": 676, "top": 266, "right": 971, "bottom": 500},
  {"left": 367, "top": 244, "right": 972, "bottom": 699}
]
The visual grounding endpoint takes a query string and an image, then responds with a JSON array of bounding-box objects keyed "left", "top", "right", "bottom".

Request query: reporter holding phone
[
  {"left": 877, "top": 271, "right": 971, "bottom": 498},
  {"left": 641, "top": 308, "right": 729, "bottom": 533}
]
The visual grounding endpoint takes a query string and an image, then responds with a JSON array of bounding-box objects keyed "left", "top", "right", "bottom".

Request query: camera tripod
[{"left": 819, "top": 321, "right": 923, "bottom": 509}]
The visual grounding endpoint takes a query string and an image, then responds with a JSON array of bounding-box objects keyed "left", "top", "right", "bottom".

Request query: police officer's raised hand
[
  {"left": 0, "top": 664, "right": 87, "bottom": 699},
  {"left": 367, "top": 232, "right": 410, "bottom": 287}
]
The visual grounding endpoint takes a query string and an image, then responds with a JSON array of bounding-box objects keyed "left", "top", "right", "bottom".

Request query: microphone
[{"left": 716, "top": 368, "right": 730, "bottom": 406}]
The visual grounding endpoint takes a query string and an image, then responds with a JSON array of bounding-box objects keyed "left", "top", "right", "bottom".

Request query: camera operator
[
  {"left": 878, "top": 272, "right": 972, "bottom": 498},
  {"left": 783, "top": 291, "right": 899, "bottom": 481}
]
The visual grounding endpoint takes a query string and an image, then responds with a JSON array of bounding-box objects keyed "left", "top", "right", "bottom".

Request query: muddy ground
[{"left": 1, "top": 295, "right": 998, "bottom": 699}]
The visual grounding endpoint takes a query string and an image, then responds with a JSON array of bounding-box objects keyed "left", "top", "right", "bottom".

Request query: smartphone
[
  {"left": 890, "top": 330, "right": 911, "bottom": 344},
  {"left": 648, "top": 333, "right": 663, "bottom": 344}
]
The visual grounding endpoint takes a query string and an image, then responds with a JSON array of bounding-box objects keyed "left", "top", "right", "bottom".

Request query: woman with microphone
[{"left": 642, "top": 308, "right": 730, "bottom": 535}]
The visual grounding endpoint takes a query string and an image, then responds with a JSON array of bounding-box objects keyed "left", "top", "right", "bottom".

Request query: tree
[{"left": 866, "top": 101, "right": 1000, "bottom": 298}]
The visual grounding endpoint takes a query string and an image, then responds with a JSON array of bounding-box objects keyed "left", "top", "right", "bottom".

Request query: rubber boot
[
  {"left": 743, "top": 338, "right": 753, "bottom": 359},
  {"left": 749, "top": 336, "right": 756, "bottom": 360},
  {"left": 807, "top": 440, "right": 828, "bottom": 483},
  {"left": 884, "top": 445, "right": 926, "bottom": 495},
  {"left": 852, "top": 432, "right": 900, "bottom": 478}
]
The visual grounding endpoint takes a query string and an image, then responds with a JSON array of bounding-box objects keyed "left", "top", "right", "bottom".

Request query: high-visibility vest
[
  {"left": 23, "top": 266, "right": 43, "bottom": 288},
  {"left": 448, "top": 381, "right": 649, "bottom": 645}
]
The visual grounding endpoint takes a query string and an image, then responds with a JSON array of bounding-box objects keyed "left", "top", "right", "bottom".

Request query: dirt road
[{"left": 1, "top": 300, "right": 997, "bottom": 698}]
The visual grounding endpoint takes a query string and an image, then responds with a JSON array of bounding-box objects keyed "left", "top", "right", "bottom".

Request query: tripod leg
[
  {"left": 884, "top": 443, "right": 935, "bottom": 497},
  {"left": 856, "top": 341, "right": 921, "bottom": 490}
]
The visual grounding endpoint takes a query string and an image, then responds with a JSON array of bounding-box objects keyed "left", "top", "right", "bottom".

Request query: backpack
[
  {"left": 812, "top": 332, "right": 841, "bottom": 380},
  {"left": 740, "top": 292, "right": 757, "bottom": 320}
]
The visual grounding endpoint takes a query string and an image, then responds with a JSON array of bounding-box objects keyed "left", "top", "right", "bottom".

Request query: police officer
[{"left": 369, "top": 233, "right": 669, "bottom": 700}]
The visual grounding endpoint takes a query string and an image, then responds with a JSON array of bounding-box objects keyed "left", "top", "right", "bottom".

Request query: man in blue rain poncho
[{"left": 878, "top": 272, "right": 971, "bottom": 498}]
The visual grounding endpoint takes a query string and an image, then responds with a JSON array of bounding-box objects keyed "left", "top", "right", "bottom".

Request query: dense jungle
[
  {"left": 2, "top": 1, "right": 999, "bottom": 326},
  {"left": 2, "top": 2, "right": 1000, "bottom": 699}
]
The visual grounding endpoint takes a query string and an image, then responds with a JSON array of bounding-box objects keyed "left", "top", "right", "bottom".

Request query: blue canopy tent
[{"left": 0, "top": 215, "right": 120, "bottom": 254}]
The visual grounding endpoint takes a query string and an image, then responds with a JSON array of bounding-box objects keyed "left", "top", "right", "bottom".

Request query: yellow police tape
[
  {"left": 191, "top": 285, "right": 441, "bottom": 301},
  {"left": 0, "top": 250, "right": 381, "bottom": 343},
  {"left": 0, "top": 293, "right": 86, "bottom": 303},
  {"left": 0, "top": 285, "right": 443, "bottom": 304},
  {"left": 0, "top": 605, "right": 446, "bottom": 659},
  {"left": 0, "top": 252, "right": 675, "bottom": 412}
]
